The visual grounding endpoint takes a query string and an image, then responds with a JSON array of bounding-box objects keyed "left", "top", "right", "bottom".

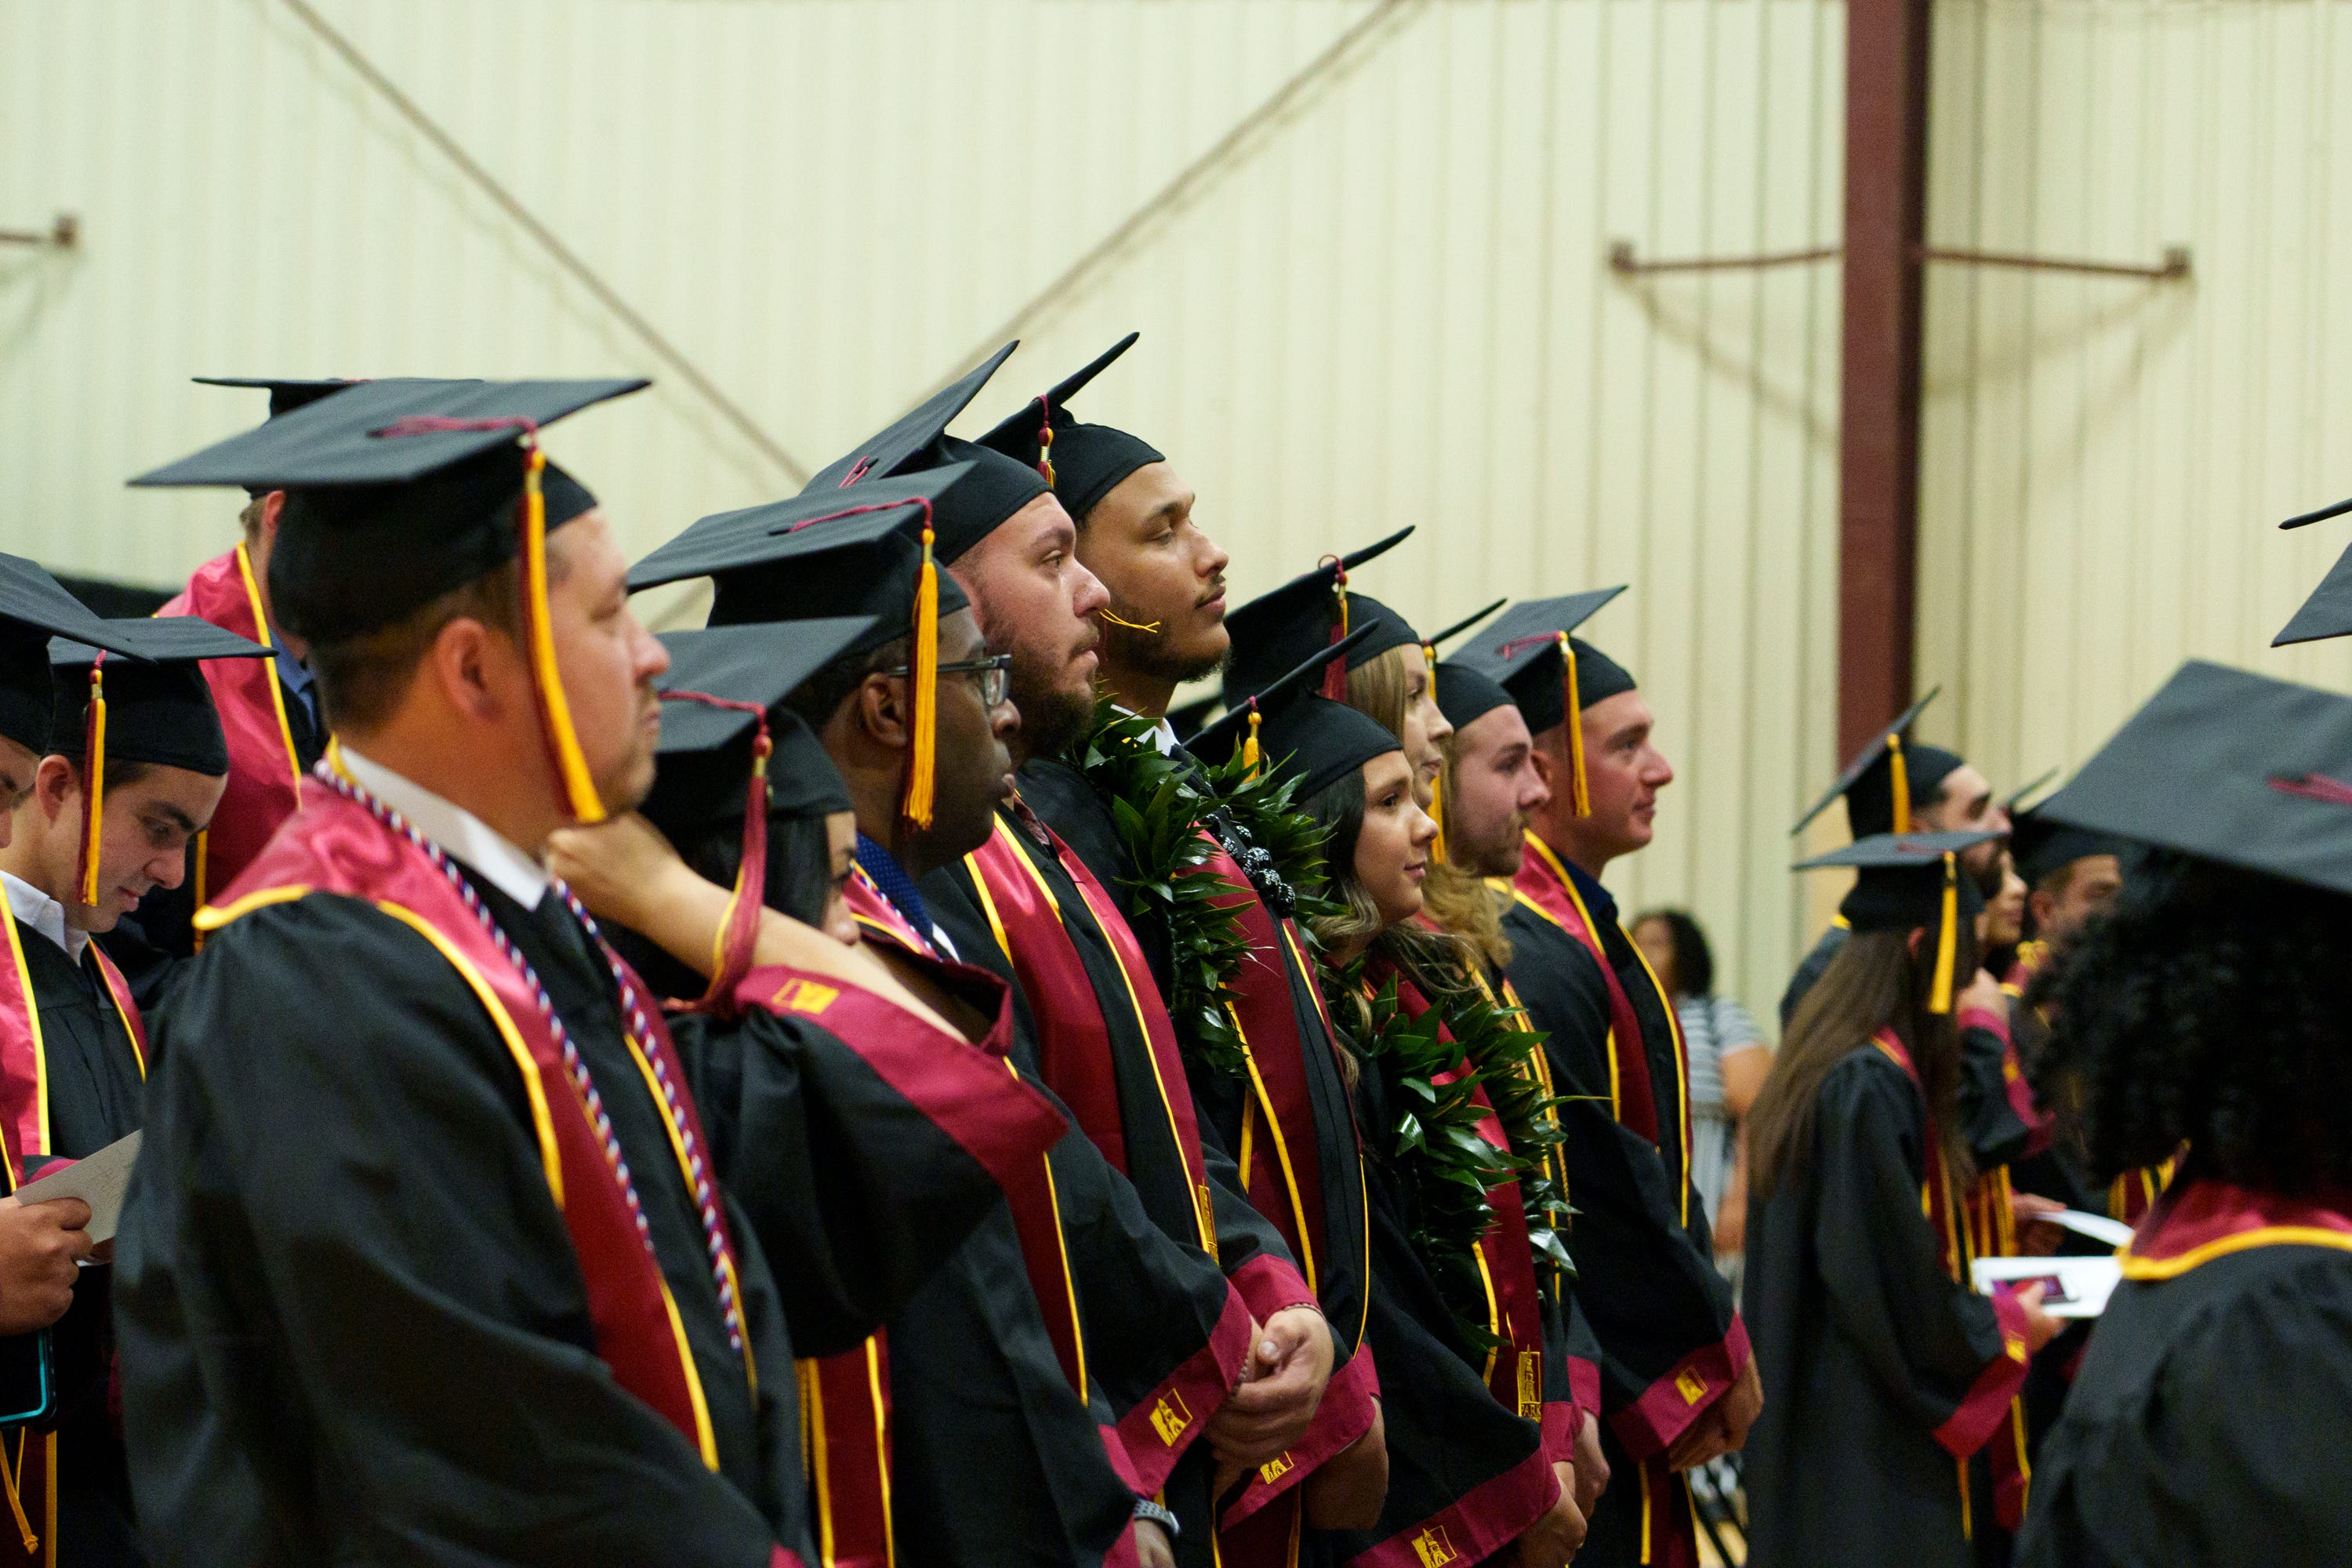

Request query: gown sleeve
[
  {"left": 1503, "top": 915, "right": 1740, "bottom": 1458},
  {"left": 1953, "top": 1003, "right": 2051, "bottom": 1169},
  {"left": 1809, "top": 1053, "right": 2031, "bottom": 1460},
  {"left": 676, "top": 984, "right": 1065, "bottom": 1360},
  {"left": 2016, "top": 1252, "right": 2352, "bottom": 1568},
  {"left": 114, "top": 896, "right": 785, "bottom": 1568}
]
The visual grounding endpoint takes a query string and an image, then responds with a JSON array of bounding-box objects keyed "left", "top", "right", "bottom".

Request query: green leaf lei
[
  {"left": 1067, "top": 699, "right": 1339, "bottom": 1080},
  {"left": 1330, "top": 956, "right": 1574, "bottom": 1352}
]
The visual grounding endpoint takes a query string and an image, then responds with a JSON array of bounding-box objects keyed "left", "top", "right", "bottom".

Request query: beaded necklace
[{"left": 315, "top": 761, "right": 746, "bottom": 1357}]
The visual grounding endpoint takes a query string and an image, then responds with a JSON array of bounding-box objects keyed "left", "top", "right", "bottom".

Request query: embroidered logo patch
[
  {"left": 1412, "top": 1526, "right": 1459, "bottom": 1566},
  {"left": 2005, "top": 1332, "right": 2027, "bottom": 1362},
  {"left": 1258, "top": 1452, "right": 1295, "bottom": 1484},
  {"left": 1675, "top": 1369, "right": 1710, "bottom": 1405},
  {"left": 768, "top": 978, "right": 839, "bottom": 1016},
  {"left": 1518, "top": 1352, "right": 1543, "bottom": 1419},
  {"left": 1149, "top": 1390, "right": 1193, "bottom": 1446}
]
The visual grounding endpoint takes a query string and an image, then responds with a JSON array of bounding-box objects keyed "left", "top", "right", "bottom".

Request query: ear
[
  {"left": 2027, "top": 887, "right": 2056, "bottom": 934},
  {"left": 426, "top": 614, "right": 514, "bottom": 725},
  {"left": 258, "top": 489, "right": 288, "bottom": 546},
  {"left": 1526, "top": 746, "right": 1556, "bottom": 787},
  {"left": 1905, "top": 927, "right": 1925, "bottom": 961},
  {"left": 856, "top": 672, "right": 911, "bottom": 750},
  {"left": 32, "top": 755, "right": 78, "bottom": 823}
]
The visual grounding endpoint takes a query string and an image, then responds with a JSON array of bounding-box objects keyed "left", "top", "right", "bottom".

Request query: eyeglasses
[{"left": 883, "top": 652, "right": 1012, "bottom": 707}]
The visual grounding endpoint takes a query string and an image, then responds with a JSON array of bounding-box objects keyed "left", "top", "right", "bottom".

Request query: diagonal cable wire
[{"left": 280, "top": 0, "right": 809, "bottom": 485}]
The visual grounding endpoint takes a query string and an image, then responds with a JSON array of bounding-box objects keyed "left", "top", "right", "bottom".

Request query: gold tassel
[
  {"left": 1038, "top": 419, "right": 1056, "bottom": 487},
  {"left": 79, "top": 663, "right": 107, "bottom": 907},
  {"left": 1424, "top": 641, "right": 1447, "bottom": 862},
  {"left": 1929, "top": 851, "right": 1958, "bottom": 1013},
  {"left": 2, "top": 1431, "right": 37, "bottom": 1555},
  {"left": 1559, "top": 633, "right": 1590, "bottom": 818},
  {"left": 902, "top": 519, "right": 940, "bottom": 827},
  {"left": 521, "top": 446, "right": 606, "bottom": 823},
  {"left": 1242, "top": 705, "right": 1262, "bottom": 778},
  {"left": 1889, "top": 732, "right": 1911, "bottom": 836}
]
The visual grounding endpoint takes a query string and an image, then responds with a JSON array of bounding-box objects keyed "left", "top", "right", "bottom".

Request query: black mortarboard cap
[
  {"left": 2000, "top": 768, "right": 2059, "bottom": 814},
  {"left": 194, "top": 376, "right": 358, "bottom": 420},
  {"left": 1434, "top": 662, "right": 1515, "bottom": 731},
  {"left": 194, "top": 377, "right": 362, "bottom": 493},
  {"left": 49, "top": 616, "right": 269, "bottom": 908},
  {"left": 1193, "top": 622, "right": 1390, "bottom": 800},
  {"left": 131, "top": 376, "right": 643, "bottom": 825},
  {"left": 1451, "top": 588, "right": 1631, "bottom": 814},
  {"left": 1222, "top": 528, "right": 1417, "bottom": 703},
  {"left": 1425, "top": 599, "right": 1508, "bottom": 655},
  {"left": 978, "top": 332, "right": 1166, "bottom": 525},
  {"left": 630, "top": 467, "right": 976, "bottom": 654},
  {"left": 1795, "top": 829, "right": 2002, "bottom": 1012},
  {"left": 630, "top": 465, "right": 979, "bottom": 830},
  {"left": 0, "top": 554, "right": 147, "bottom": 757},
  {"left": 800, "top": 343, "right": 1018, "bottom": 494},
  {"left": 646, "top": 621, "right": 869, "bottom": 833},
  {"left": 2008, "top": 804, "right": 2129, "bottom": 889},
  {"left": 2273, "top": 538, "right": 2352, "bottom": 647},
  {"left": 2039, "top": 659, "right": 2352, "bottom": 901},
  {"left": 1789, "top": 687, "right": 1963, "bottom": 839}
]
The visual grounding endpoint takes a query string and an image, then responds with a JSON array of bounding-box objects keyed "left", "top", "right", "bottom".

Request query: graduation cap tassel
[
  {"left": 78, "top": 661, "right": 106, "bottom": 909},
  {"left": 1424, "top": 641, "right": 1449, "bottom": 862},
  {"left": 1321, "top": 559, "right": 1352, "bottom": 701},
  {"left": 1559, "top": 633, "right": 1591, "bottom": 818},
  {"left": 517, "top": 445, "right": 608, "bottom": 824},
  {"left": 903, "top": 505, "right": 941, "bottom": 829},
  {"left": 1888, "top": 733, "right": 1912, "bottom": 837},
  {"left": 1036, "top": 399, "right": 1057, "bottom": 487},
  {"left": 1242, "top": 702, "right": 1262, "bottom": 778},
  {"left": 1929, "top": 852, "right": 1959, "bottom": 1014}
]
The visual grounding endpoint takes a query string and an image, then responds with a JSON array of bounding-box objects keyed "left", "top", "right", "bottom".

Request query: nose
[
  {"left": 990, "top": 697, "right": 1020, "bottom": 742},
  {"left": 632, "top": 614, "right": 671, "bottom": 683},
  {"left": 151, "top": 848, "right": 187, "bottom": 891},
  {"left": 1071, "top": 559, "right": 1110, "bottom": 619},
  {"left": 1201, "top": 531, "right": 1232, "bottom": 583},
  {"left": 1408, "top": 804, "right": 1439, "bottom": 848}
]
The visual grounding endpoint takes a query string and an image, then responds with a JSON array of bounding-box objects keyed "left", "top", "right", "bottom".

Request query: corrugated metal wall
[
  {"left": 1920, "top": 0, "right": 2352, "bottom": 802},
  {"left": 6, "top": 0, "right": 1842, "bottom": 1023}
]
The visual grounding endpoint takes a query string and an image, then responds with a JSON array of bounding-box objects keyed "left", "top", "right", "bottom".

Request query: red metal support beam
[{"left": 1837, "top": 0, "right": 1934, "bottom": 761}]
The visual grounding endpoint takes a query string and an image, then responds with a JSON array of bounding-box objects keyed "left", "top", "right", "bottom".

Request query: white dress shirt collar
[
  {"left": 2, "top": 871, "right": 89, "bottom": 961},
  {"left": 337, "top": 746, "right": 550, "bottom": 910}
]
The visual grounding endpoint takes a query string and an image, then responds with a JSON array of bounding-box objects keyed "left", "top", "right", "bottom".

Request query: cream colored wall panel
[
  {"left": 1922, "top": 0, "right": 2352, "bottom": 808},
  {"left": 3, "top": 0, "right": 1842, "bottom": 1024}
]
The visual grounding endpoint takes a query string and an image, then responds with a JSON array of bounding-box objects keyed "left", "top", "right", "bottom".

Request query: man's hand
[
  {"left": 0, "top": 1196, "right": 91, "bottom": 1335},
  {"left": 1508, "top": 1463, "right": 1586, "bottom": 1568},
  {"left": 1664, "top": 1404, "right": 1729, "bottom": 1473},
  {"left": 2014, "top": 1282, "right": 2064, "bottom": 1356},
  {"left": 1715, "top": 1356, "right": 1763, "bottom": 1454},
  {"left": 1207, "top": 1306, "right": 1334, "bottom": 1469},
  {"left": 1570, "top": 1410, "right": 1610, "bottom": 1519},
  {"left": 1131, "top": 1519, "right": 1175, "bottom": 1568},
  {"left": 2009, "top": 1189, "right": 2067, "bottom": 1258},
  {"left": 1302, "top": 1406, "right": 1388, "bottom": 1530},
  {"left": 1956, "top": 967, "right": 2008, "bottom": 1018}
]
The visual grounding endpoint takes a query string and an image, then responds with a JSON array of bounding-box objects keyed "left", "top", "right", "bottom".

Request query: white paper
[
  {"left": 1969, "top": 1253, "right": 2123, "bottom": 1319},
  {"left": 13, "top": 1130, "right": 143, "bottom": 1247},
  {"left": 2048, "top": 1209, "right": 2136, "bottom": 1250}
]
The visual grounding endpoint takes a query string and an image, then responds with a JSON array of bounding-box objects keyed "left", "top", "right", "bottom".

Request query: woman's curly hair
[{"left": 2034, "top": 848, "right": 2352, "bottom": 1195}]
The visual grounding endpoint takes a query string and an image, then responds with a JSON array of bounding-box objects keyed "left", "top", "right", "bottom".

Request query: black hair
[
  {"left": 1300, "top": 765, "right": 1476, "bottom": 1043},
  {"left": 2034, "top": 850, "right": 2352, "bottom": 1195},
  {"left": 1632, "top": 907, "right": 1714, "bottom": 997}
]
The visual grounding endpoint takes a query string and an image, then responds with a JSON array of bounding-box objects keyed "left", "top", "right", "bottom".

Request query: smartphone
[{"left": 0, "top": 1333, "right": 56, "bottom": 1428}]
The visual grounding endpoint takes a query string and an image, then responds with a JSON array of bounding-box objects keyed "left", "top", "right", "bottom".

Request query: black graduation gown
[
  {"left": 114, "top": 880, "right": 804, "bottom": 1567},
  {"left": 1776, "top": 923, "right": 1847, "bottom": 1030},
  {"left": 1501, "top": 879, "right": 1737, "bottom": 1568},
  {"left": 924, "top": 808, "right": 1310, "bottom": 1566},
  {"left": 683, "top": 996, "right": 1137, "bottom": 1566},
  {"left": 2017, "top": 1189, "right": 2352, "bottom": 1567},
  {"left": 1018, "top": 753, "right": 1374, "bottom": 1379},
  {"left": 1741, "top": 1049, "right": 2027, "bottom": 1568},
  {"left": 11, "top": 921, "right": 147, "bottom": 1567}
]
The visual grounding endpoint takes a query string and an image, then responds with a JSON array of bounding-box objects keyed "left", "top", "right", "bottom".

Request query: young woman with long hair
[
  {"left": 2007, "top": 662, "right": 2352, "bottom": 1566},
  {"left": 1742, "top": 832, "right": 2060, "bottom": 1568},
  {"left": 1208, "top": 675, "right": 1589, "bottom": 1568}
]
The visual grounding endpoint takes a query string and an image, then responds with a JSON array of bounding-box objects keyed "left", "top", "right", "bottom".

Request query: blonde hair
[{"left": 1346, "top": 644, "right": 1510, "bottom": 971}]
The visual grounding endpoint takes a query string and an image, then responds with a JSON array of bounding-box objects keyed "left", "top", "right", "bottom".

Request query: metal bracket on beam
[
  {"left": 0, "top": 215, "right": 78, "bottom": 249},
  {"left": 1608, "top": 238, "right": 2190, "bottom": 282}
]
